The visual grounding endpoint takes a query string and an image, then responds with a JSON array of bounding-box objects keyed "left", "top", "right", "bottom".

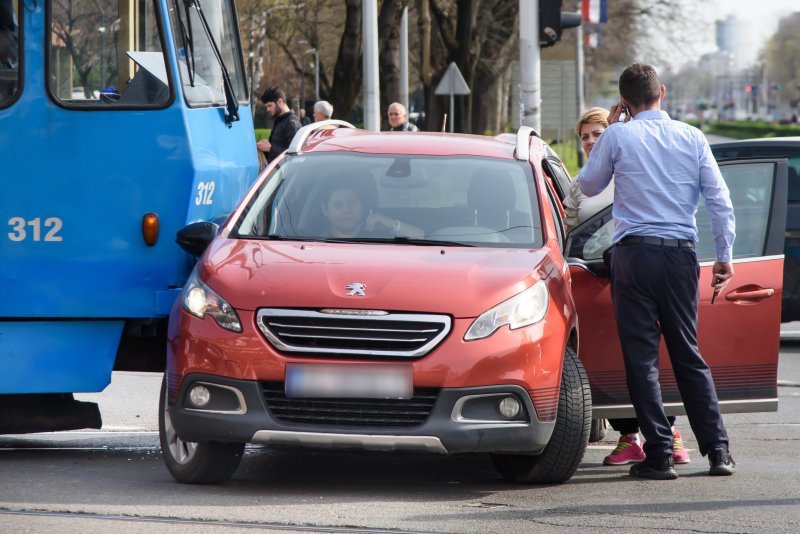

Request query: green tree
[{"left": 763, "top": 12, "right": 800, "bottom": 110}]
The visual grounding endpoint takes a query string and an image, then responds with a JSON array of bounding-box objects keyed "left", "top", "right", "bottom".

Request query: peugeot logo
[{"left": 345, "top": 283, "right": 367, "bottom": 297}]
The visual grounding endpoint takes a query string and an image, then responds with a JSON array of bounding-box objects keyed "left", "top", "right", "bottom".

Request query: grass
[{"left": 686, "top": 120, "right": 800, "bottom": 140}]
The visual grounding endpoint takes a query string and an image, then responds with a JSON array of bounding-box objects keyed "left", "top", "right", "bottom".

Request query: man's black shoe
[
  {"left": 708, "top": 447, "right": 736, "bottom": 476},
  {"left": 629, "top": 456, "right": 678, "bottom": 480}
]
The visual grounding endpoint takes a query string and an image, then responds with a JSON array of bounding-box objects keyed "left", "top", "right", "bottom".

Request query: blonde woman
[{"left": 563, "top": 107, "right": 615, "bottom": 229}]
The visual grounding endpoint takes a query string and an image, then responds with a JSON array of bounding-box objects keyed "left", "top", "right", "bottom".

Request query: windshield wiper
[
  {"left": 174, "top": 0, "right": 195, "bottom": 86},
  {"left": 185, "top": 0, "right": 239, "bottom": 125},
  {"left": 324, "top": 236, "right": 475, "bottom": 247}
]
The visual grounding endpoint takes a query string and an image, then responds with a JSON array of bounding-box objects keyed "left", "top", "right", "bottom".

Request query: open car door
[{"left": 565, "top": 158, "right": 788, "bottom": 418}]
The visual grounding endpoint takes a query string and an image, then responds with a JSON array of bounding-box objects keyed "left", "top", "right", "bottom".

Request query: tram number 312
[{"left": 7, "top": 217, "right": 64, "bottom": 242}]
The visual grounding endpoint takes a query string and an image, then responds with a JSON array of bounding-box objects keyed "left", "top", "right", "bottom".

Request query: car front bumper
[{"left": 169, "top": 373, "right": 556, "bottom": 455}]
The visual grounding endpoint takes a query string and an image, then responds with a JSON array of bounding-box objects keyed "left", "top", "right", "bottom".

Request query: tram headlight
[{"left": 182, "top": 270, "right": 242, "bottom": 332}]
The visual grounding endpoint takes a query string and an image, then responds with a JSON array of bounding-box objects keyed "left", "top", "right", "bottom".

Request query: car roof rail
[
  {"left": 287, "top": 120, "right": 357, "bottom": 154},
  {"left": 514, "top": 126, "right": 540, "bottom": 161}
]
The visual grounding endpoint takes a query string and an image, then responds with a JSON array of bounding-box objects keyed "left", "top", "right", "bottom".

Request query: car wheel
[
  {"left": 158, "top": 375, "right": 244, "bottom": 484},
  {"left": 491, "top": 347, "right": 591, "bottom": 484},
  {"left": 589, "top": 418, "right": 608, "bottom": 443}
]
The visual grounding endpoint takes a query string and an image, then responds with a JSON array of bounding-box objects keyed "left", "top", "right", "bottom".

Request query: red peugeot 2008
[{"left": 160, "top": 121, "right": 786, "bottom": 485}]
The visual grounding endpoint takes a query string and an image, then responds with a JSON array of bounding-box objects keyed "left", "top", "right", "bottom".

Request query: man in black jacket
[{"left": 257, "top": 86, "right": 302, "bottom": 163}]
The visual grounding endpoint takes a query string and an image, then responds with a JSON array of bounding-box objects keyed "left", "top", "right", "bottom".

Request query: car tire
[
  {"left": 589, "top": 418, "right": 608, "bottom": 443},
  {"left": 491, "top": 347, "right": 591, "bottom": 484},
  {"left": 158, "top": 376, "right": 244, "bottom": 484}
]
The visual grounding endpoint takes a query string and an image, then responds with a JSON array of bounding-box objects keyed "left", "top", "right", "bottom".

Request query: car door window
[
  {"left": 544, "top": 182, "right": 565, "bottom": 250},
  {"left": 565, "top": 207, "right": 613, "bottom": 260},
  {"left": 696, "top": 161, "right": 776, "bottom": 261},
  {"left": 566, "top": 160, "right": 783, "bottom": 262},
  {"left": 542, "top": 153, "right": 571, "bottom": 202}
]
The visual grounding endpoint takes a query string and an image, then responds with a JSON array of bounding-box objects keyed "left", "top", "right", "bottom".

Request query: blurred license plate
[{"left": 285, "top": 364, "right": 413, "bottom": 399}]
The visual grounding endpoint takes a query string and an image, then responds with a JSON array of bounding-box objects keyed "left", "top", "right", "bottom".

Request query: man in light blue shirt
[{"left": 577, "top": 64, "right": 737, "bottom": 480}]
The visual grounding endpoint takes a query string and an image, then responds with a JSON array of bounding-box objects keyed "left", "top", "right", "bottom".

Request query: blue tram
[{"left": 0, "top": 0, "right": 258, "bottom": 432}]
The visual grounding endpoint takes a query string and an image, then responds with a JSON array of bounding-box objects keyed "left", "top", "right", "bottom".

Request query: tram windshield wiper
[
  {"left": 184, "top": 0, "right": 240, "bottom": 125},
  {"left": 174, "top": 0, "right": 195, "bottom": 86}
]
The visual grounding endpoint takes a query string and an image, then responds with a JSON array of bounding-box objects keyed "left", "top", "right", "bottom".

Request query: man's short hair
[
  {"left": 260, "top": 86, "right": 285, "bottom": 104},
  {"left": 619, "top": 64, "right": 661, "bottom": 108},
  {"left": 313, "top": 100, "right": 334, "bottom": 118},
  {"left": 388, "top": 102, "right": 406, "bottom": 116}
]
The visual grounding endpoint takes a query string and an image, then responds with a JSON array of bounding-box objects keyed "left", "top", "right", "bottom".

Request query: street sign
[
  {"left": 435, "top": 62, "right": 471, "bottom": 96},
  {"left": 435, "top": 62, "right": 470, "bottom": 132}
]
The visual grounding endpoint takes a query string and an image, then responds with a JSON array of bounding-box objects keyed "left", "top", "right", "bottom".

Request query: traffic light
[{"left": 540, "top": 0, "right": 583, "bottom": 48}]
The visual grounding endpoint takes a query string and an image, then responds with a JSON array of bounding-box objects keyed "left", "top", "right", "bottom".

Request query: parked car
[
  {"left": 159, "top": 121, "right": 787, "bottom": 485},
  {"left": 712, "top": 137, "right": 800, "bottom": 322}
]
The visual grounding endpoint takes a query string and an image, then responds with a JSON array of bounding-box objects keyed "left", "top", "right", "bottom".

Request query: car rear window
[{"left": 233, "top": 153, "right": 543, "bottom": 248}]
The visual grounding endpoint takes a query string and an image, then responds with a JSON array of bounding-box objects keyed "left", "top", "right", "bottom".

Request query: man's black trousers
[{"left": 609, "top": 241, "right": 729, "bottom": 459}]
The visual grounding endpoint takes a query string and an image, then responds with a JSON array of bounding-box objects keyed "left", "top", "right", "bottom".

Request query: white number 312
[
  {"left": 7, "top": 217, "right": 64, "bottom": 242},
  {"left": 195, "top": 181, "right": 216, "bottom": 205}
]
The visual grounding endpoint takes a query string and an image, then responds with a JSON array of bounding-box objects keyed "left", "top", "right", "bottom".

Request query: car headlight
[
  {"left": 464, "top": 280, "right": 549, "bottom": 341},
  {"left": 182, "top": 269, "right": 243, "bottom": 332}
]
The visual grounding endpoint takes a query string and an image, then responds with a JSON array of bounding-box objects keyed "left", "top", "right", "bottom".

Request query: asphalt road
[{"left": 1, "top": 348, "right": 799, "bottom": 533}]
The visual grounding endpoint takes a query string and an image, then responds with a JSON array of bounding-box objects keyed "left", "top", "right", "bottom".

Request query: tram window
[
  {"left": 48, "top": 0, "right": 171, "bottom": 107},
  {"left": 0, "top": 0, "right": 20, "bottom": 107},
  {"left": 168, "top": 0, "right": 247, "bottom": 107}
]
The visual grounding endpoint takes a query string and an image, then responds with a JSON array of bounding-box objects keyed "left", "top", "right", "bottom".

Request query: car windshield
[{"left": 233, "top": 153, "right": 543, "bottom": 248}]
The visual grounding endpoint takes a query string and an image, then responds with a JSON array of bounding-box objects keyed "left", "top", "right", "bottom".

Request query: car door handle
[{"left": 725, "top": 287, "right": 775, "bottom": 302}]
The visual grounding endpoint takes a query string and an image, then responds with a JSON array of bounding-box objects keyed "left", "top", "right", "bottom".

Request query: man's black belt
[{"left": 619, "top": 235, "right": 695, "bottom": 249}]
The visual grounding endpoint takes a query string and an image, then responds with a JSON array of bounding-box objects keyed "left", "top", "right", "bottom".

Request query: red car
[{"left": 160, "top": 122, "right": 787, "bottom": 484}]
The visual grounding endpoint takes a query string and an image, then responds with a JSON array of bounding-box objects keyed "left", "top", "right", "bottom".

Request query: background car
[{"left": 712, "top": 137, "right": 800, "bottom": 322}]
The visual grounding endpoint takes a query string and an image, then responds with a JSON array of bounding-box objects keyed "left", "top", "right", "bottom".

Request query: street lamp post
[
  {"left": 98, "top": 26, "right": 106, "bottom": 89},
  {"left": 298, "top": 44, "right": 318, "bottom": 110},
  {"left": 313, "top": 48, "right": 319, "bottom": 101}
]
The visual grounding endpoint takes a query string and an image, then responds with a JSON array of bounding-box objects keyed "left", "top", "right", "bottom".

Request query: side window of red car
[
  {"left": 567, "top": 159, "right": 782, "bottom": 263},
  {"left": 697, "top": 160, "right": 777, "bottom": 261},
  {"left": 543, "top": 176, "right": 565, "bottom": 250}
]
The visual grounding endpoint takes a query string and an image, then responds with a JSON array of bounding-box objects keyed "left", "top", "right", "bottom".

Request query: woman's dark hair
[{"left": 619, "top": 64, "right": 661, "bottom": 107}]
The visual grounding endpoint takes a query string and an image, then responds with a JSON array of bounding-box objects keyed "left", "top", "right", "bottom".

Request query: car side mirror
[{"left": 176, "top": 221, "right": 219, "bottom": 257}]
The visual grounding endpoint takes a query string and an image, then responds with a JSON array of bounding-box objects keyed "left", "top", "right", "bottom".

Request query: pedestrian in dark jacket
[{"left": 257, "top": 86, "right": 302, "bottom": 163}]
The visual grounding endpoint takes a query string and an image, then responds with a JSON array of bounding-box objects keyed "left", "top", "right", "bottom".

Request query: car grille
[
  {"left": 256, "top": 308, "right": 451, "bottom": 358},
  {"left": 261, "top": 382, "right": 439, "bottom": 427}
]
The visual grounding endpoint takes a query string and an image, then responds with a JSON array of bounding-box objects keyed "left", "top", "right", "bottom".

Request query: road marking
[
  {"left": 2, "top": 431, "right": 159, "bottom": 436},
  {"left": 0, "top": 447, "right": 157, "bottom": 452},
  {"left": 0, "top": 509, "right": 433, "bottom": 533}
]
